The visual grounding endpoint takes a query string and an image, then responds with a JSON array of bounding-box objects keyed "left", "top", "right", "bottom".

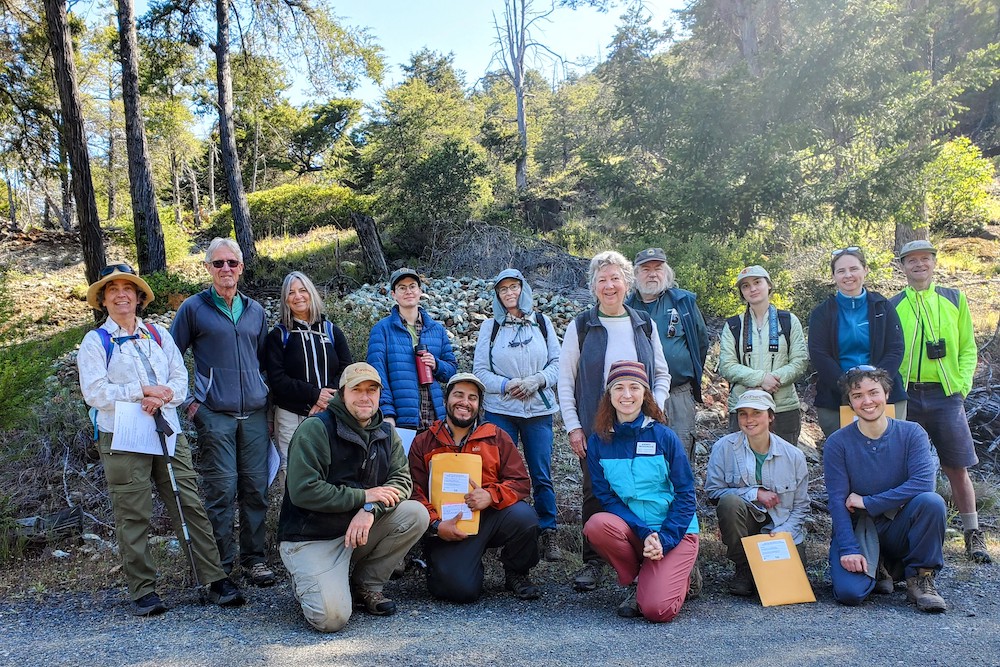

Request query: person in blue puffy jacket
[{"left": 366, "top": 268, "right": 457, "bottom": 430}]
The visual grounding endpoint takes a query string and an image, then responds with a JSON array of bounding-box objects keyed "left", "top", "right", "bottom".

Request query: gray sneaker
[
  {"left": 965, "top": 529, "right": 992, "bottom": 564},
  {"left": 572, "top": 560, "right": 604, "bottom": 592},
  {"left": 905, "top": 571, "right": 947, "bottom": 613}
]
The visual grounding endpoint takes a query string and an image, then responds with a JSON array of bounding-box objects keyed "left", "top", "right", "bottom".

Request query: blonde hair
[
  {"left": 588, "top": 250, "right": 634, "bottom": 298},
  {"left": 280, "top": 271, "right": 324, "bottom": 327}
]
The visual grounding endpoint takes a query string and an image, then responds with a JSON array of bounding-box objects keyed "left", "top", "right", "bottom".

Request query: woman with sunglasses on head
[
  {"left": 265, "top": 271, "right": 352, "bottom": 490},
  {"left": 77, "top": 264, "right": 244, "bottom": 616},
  {"left": 473, "top": 269, "right": 562, "bottom": 561},
  {"left": 808, "top": 247, "right": 906, "bottom": 436}
]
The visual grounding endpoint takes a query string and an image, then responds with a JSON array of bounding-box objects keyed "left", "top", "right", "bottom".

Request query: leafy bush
[
  {"left": 210, "top": 184, "right": 373, "bottom": 240},
  {"left": 0, "top": 325, "right": 88, "bottom": 430},
  {"left": 926, "top": 137, "right": 998, "bottom": 236},
  {"left": 142, "top": 272, "right": 206, "bottom": 314}
]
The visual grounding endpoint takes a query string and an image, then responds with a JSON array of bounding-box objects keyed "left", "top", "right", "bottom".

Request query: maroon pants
[{"left": 584, "top": 512, "right": 699, "bottom": 622}]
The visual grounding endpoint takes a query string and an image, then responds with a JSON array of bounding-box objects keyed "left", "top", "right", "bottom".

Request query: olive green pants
[{"left": 99, "top": 432, "right": 226, "bottom": 600}]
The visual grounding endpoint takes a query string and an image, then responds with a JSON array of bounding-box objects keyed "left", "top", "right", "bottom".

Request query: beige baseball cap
[
  {"left": 339, "top": 362, "right": 383, "bottom": 389},
  {"left": 734, "top": 389, "right": 776, "bottom": 412}
]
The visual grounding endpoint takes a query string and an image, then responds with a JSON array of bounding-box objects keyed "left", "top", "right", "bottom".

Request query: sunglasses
[
  {"left": 99, "top": 263, "right": 136, "bottom": 277},
  {"left": 210, "top": 259, "right": 241, "bottom": 268},
  {"left": 848, "top": 364, "right": 878, "bottom": 372},
  {"left": 831, "top": 246, "right": 863, "bottom": 258}
]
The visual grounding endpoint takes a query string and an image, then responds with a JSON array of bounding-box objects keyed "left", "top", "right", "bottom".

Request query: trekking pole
[{"left": 153, "top": 410, "right": 207, "bottom": 605}]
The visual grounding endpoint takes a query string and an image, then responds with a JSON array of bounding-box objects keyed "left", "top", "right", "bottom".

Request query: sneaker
[
  {"left": 572, "top": 560, "right": 604, "bottom": 592},
  {"left": 965, "top": 529, "right": 992, "bottom": 564},
  {"left": 247, "top": 562, "right": 276, "bottom": 587},
  {"left": 355, "top": 588, "right": 397, "bottom": 616},
  {"left": 727, "top": 562, "right": 755, "bottom": 597},
  {"left": 540, "top": 529, "right": 562, "bottom": 562},
  {"left": 687, "top": 561, "right": 703, "bottom": 600},
  {"left": 905, "top": 570, "right": 947, "bottom": 613},
  {"left": 874, "top": 561, "right": 894, "bottom": 595},
  {"left": 132, "top": 592, "right": 167, "bottom": 617},
  {"left": 505, "top": 571, "right": 541, "bottom": 600},
  {"left": 616, "top": 584, "right": 640, "bottom": 618},
  {"left": 209, "top": 577, "right": 246, "bottom": 607}
]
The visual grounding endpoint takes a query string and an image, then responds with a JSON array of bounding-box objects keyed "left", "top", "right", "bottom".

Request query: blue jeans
[
  {"left": 484, "top": 412, "right": 557, "bottom": 531},
  {"left": 192, "top": 404, "right": 270, "bottom": 571},
  {"left": 829, "top": 492, "right": 945, "bottom": 606}
]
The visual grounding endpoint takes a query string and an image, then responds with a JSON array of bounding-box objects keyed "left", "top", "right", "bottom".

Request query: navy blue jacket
[
  {"left": 808, "top": 290, "right": 906, "bottom": 409},
  {"left": 366, "top": 306, "right": 457, "bottom": 428}
]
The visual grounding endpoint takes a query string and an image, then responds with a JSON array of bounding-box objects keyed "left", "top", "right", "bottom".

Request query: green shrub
[
  {"left": 925, "top": 137, "right": 998, "bottom": 236},
  {"left": 210, "top": 184, "right": 373, "bottom": 240},
  {"left": 326, "top": 300, "right": 379, "bottom": 362},
  {"left": 0, "top": 325, "right": 88, "bottom": 430},
  {"left": 142, "top": 272, "right": 205, "bottom": 314}
]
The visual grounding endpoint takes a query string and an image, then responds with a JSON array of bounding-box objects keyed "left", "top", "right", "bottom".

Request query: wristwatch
[
  {"left": 429, "top": 520, "right": 442, "bottom": 536},
  {"left": 362, "top": 502, "right": 376, "bottom": 513}
]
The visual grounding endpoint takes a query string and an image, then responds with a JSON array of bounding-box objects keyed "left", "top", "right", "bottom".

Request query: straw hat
[{"left": 86, "top": 264, "right": 155, "bottom": 310}]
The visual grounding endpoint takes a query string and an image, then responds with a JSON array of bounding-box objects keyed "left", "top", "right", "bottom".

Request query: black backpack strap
[
  {"left": 777, "top": 310, "right": 792, "bottom": 350},
  {"left": 575, "top": 311, "right": 591, "bottom": 352},
  {"left": 535, "top": 311, "right": 548, "bottom": 342},
  {"left": 726, "top": 315, "right": 742, "bottom": 359}
]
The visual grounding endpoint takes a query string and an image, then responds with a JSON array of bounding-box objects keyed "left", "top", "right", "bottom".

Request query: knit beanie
[{"left": 606, "top": 360, "right": 650, "bottom": 390}]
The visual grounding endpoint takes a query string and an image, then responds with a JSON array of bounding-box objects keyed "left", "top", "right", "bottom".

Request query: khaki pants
[
  {"left": 98, "top": 432, "right": 226, "bottom": 601},
  {"left": 279, "top": 500, "right": 428, "bottom": 633},
  {"left": 666, "top": 382, "right": 696, "bottom": 460},
  {"left": 273, "top": 406, "right": 307, "bottom": 472}
]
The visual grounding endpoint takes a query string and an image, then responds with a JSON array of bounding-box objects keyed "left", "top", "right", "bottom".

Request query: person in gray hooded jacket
[{"left": 473, "top": 269, "right": 562, "bottom": 561}]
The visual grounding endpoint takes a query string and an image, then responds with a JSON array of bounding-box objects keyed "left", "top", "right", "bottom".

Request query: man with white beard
[{"left": 626, "top": 248, "right": 709, "bottom": 462}]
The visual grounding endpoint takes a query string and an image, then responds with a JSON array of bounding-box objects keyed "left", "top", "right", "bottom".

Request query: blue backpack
[{"left": 88, "top": 324, "right": 165, "bottom": 440}]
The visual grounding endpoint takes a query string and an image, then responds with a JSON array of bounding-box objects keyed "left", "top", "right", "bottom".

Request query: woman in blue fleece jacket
[{"left": 583, "top": 361, "right": 699, "bottom": 622}]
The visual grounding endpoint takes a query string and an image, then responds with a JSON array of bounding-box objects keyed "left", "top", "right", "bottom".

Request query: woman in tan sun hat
[{"left": 78, "top": 264, "right": 244, "bottom": 616}]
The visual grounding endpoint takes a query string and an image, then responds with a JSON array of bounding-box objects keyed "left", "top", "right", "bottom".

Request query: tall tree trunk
[
  {"left": 212, "top": 0, "right": 257, "bottom": 269},
  {"left": 501, "top": 0, "right": 529, "bottom": 192},
  {"left": 106, "top": 18, "right": 117, "bottom": 222},
  {"left": 250, "top": 120, "right": 260, "bottom": 193},
  {"left": 723, "top": 0, "right": 762, "bottom": 78},
  {"left": 187, "top": 164, "right": 202, "bottom": 228},
  {"left": 171, "top": 149, "right": 182, "bottom": 227},
  {"left": 208, "top": 140, "right": 217, "bottom": 212},
  {"left": 42, "top": 0, "right": 107, "bottom": 296},
  {"left": 116, "top": 0, "right": 166, "bottom": 274},
  {"left": 350, "top": 212, "right": 388, "bottom": 281},
  {"left": 6, "top": 176, "right": 18, "bottom": 231}
]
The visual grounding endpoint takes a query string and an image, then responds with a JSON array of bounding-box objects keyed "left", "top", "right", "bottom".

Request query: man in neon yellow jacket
[{"left": 890, "top": 240, "right": 991, "bottom": 564}]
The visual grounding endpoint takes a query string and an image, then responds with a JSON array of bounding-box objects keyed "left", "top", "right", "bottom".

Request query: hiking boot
[
  {"left": 572, "top": 560, "right": 604, "bottom": 592},
  {"left": 132, "top": 592, "right": 167, "bottom": 617},
  {"left": 209, "top": 577, "right": 246, "bottom": 607},
  {"left": 965, "top": 529, "right": 992, "bottom": 564},
  {"left": 247, "top": 562, "right": 276, "bottom": 587},
  {"left": 616, "top": 584, "right": 640, "bottom": 618},
  {"left": 354, "top": 588, "right": 397, "bottom": 616},
  {"left": 540, "top": 529, "right": 562, "bottom": 562},
  {"left": 687, "top": 561, "right": 703, "bottom": 600},
  {"left": 905, "top": 570, "right": 947, "bottom": 613},
  {"left": 874, "top": 561, "right": 894, "bottom": 595},
  {"left": 505, "top": 571, "right": 541, "bottom": 600},
  {"left": 727, "top": 563, "right": 755, "bottom": 597}
]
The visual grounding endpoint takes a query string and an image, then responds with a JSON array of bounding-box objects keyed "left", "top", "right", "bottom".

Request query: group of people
[{"left": 77, "top": 236, "right": 990, "bottom": 629}]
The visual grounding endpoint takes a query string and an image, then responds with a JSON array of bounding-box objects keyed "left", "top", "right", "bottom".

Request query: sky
[{"left": 328, "top": 1, "right": 683, "bottom": 107}]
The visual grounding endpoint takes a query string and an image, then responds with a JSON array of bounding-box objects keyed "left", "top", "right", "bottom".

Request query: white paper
[
  {"left": 441, "top": 503, "right": 472, "bottom": 521},
  {"left": 267, "top": 440, "right": 280, "bottom": 485},
  {"left": 441, "top": 472, "right": 471, "bottom": 494},
  {"left": 111, "top": 402, "right": 178, "bottom": 456},
  {"left": 757, "top": 538, "right": 792, "bottom": 562},
  {"left": 396, "top": 428, "right": 417, "bottom": 456}
]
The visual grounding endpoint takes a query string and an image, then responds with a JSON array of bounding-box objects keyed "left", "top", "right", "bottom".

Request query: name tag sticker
[{"left": 636, "top": 441, "right": 656, "bottom": 455}]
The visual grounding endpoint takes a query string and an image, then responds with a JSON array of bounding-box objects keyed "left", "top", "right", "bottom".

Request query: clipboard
[
  {"left": 741, "top": 532, "right": 816, "bottom": 607},
  {"left": 428, "top": 452, "right": 483, "bottom": 535},
  {"left": 840, "top": 403, "right": 896, "bottom": 427}
]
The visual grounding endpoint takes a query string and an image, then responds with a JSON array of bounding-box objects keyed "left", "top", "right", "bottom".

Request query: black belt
[{"left": 908, "top": 382, "right": 942, "bottom": 390}]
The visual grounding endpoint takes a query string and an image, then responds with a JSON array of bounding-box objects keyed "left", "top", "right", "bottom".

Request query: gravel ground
[{"left": 2, "top": 551, "right": 998, "bottom": 667}]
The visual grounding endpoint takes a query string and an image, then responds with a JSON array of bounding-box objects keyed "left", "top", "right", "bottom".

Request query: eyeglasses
[
  {"left": 831, "top": 246, "right": 863, "bottom": 258},
  {"left": 497, "top": 284, "right": 521, "bottom": 295},
  {"left": 210, "top": 259, "right": 241, "bottom": 269},
  {"left": 99, "top": 264, "right": 136, "bottom": 277}
]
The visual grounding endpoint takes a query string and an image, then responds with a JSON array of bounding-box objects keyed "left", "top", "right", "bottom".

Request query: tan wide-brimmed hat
[{"left": 86, "top": 264, "right": 155, "bottom": 310}]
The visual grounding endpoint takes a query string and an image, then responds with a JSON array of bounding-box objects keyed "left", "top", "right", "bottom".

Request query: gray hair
[
  {"left": 204, "top": 238, "right": 244, "bottom": 264},
  {"left": 279, "top": 271, "right": 324, "bottom": 328},
  {"left": 588, "top": 250, "right": 634, "bottom": 298}
]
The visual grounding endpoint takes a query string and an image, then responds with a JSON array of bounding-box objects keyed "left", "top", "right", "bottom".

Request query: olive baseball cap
[{"left": 897, "top": 240, "right": 937, "bottom": 261}]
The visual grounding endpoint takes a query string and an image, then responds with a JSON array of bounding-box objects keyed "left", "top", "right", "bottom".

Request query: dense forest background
[{"left": 2, "top": 0, "right": 1000, "bottom": 312}]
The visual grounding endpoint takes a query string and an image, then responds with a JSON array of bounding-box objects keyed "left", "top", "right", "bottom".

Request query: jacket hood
[
  {"left": 492, "top": 268, "right": 534, "bottom": 322},
  {"left": 329, "top": 390, "right": 385, "bottom": 444}
]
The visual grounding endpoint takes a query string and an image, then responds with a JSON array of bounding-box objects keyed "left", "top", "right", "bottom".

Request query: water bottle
[{"left": 416, "top": 343, "right": 433, "bottom": 385}]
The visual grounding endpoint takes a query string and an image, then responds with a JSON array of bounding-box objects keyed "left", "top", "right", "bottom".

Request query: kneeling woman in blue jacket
[{"left": 583, "top": 361, "right": 700, "bottom": 622}]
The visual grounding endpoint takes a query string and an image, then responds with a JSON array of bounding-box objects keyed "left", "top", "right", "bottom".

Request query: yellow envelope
[
  {"left": 741, "top": 532, "right": 816, "bottom": 607},
  {"left": 428, "top": 452, "right": 483, "bottom": 535}
]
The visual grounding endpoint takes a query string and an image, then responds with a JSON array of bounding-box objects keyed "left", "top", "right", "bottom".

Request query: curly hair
[
  {"left": 587, "top": 250, "right": 634, "bottom": 299},
  {"left": 839, "top": 366, "right": 892, "bottom": 401},
  {"left": 592, "top": 387, "right": 666, "bottom": 442}
]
